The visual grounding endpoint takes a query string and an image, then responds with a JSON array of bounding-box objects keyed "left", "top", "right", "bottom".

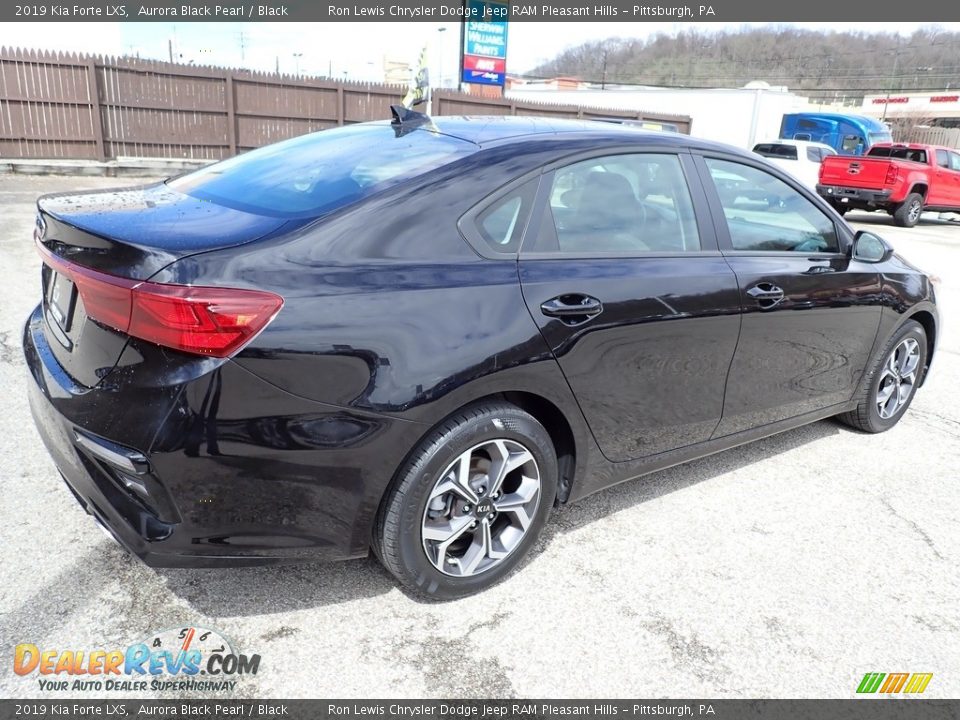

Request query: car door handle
[
  {"left": 746, "top": 283, "right": 785, "bottom": 308},
  {"left": 540, "top": 295, "right": 603, "bottom": 324},
  {"left": 804, "top": 264, "right": 836, "bottom": 275}
]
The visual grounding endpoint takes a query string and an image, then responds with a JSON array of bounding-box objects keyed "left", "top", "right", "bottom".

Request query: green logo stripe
[{"left": 857, "top": 672, "right": 886, "bottom": 693}]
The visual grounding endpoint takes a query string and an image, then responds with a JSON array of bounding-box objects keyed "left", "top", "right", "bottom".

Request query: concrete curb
[{"left": 0, "top": 157, "right": 214, "bottom": 178}]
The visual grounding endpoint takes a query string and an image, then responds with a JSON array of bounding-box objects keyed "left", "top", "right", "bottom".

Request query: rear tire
[
  {"left": 893, "top": 193, "right": 924, "bottom": 227},
  {"left": 374, "top": 402, "right": 557, "bottom": 599},
  {"left": 838, "top": 320, "right": 927, "bottom": 433},
  {"left": 830, "top": 201, "right": 849, "bottom": 216}
]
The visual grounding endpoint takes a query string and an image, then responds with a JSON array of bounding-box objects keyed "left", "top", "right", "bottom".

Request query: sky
[{"left": 3, "top": 22, "right": 960, "bottom": 86}]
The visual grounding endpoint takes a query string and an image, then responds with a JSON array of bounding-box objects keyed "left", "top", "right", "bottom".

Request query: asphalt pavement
[{"left": 0, "top": 175, "right": 957, "bottom": 699}]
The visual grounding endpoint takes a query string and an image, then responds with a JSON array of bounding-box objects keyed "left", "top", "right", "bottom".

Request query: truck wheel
[
  {"left": 893, "top": 193, "right": 924, "bottom": 227},
  {"left": 831, "top": 202, "right": 849, "bottom": 216}
]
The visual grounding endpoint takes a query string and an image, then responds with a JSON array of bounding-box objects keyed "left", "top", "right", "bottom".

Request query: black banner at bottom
[{"left": 0, "top": 700, "right": 957, "bottom": 720}]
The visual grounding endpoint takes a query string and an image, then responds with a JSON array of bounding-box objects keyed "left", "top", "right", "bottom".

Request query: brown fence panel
[
  {"left": 0, "top": 47, "right": 691, "bottom": 160},
  {"left": 98, "top": 57, "right": 229, "bottom": 159},
  {"left": 236, "top": 116, "right": 332, "bottom": 150},
  {"left": 0, "top": 48, "right": 100, "bottom": 159},
  {"left": 343, "top": 82, "right": 404, "bottom": 124},
  {"left": 903, "top": 126, "right": 960, "bottom": 148},
  {"left": 434, "top": 92, "right": 512, "bottom": 116},
  {"left": 234, "top": 76, "right": 340, "bottom": 151}
]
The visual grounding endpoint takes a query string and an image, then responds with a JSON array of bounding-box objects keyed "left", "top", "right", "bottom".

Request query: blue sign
[
  {"left": 462, "top": 69, "right": 506, "bottom": 86},
  {"left": 461, "top": 0, "right": 508, "bottom": 86}
]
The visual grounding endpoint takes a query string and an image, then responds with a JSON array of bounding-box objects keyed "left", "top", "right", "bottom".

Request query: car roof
[{"left": 411, "top": 115, "right": 739, "bottom": 154}]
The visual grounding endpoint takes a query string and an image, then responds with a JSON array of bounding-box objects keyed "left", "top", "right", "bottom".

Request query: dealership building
[{"left": 860, "top": 91, "right": 960, "bottom": 127}]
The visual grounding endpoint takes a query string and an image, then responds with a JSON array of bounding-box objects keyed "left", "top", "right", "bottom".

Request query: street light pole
[{"left": 437, "top": 27, "right": 447, "bottom": 90}]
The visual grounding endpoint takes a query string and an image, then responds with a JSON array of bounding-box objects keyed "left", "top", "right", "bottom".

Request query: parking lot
[{"left": 0, "top": 174, "right": 957, "bottom": 699}]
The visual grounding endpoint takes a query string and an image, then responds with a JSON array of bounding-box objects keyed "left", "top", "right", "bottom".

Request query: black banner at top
[{"left": 4, "top": 0, "right": 960, "bottom": 22}]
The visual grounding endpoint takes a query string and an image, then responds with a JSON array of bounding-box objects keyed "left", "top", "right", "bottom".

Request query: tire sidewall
[
  {"left": 391, "top": 409, "right": 558, "bottom": 599},
  {"left": 895, "top": 193, "right": 923, "bottom": 227},
  {"left": 865, "top": 322, "right": 927, "bottom": 431}
]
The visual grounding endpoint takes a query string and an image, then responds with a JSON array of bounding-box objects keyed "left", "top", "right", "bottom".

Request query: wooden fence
[
  {"left": 0, "top": 47, "right": 691, "bottom": 161},
  {"left": 900, "top": 126, "right": 960, "bottom": 148}
]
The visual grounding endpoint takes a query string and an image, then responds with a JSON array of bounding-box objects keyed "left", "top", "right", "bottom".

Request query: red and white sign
[{"left": 462, "top": 55, "right": 506, "bottom": 74}]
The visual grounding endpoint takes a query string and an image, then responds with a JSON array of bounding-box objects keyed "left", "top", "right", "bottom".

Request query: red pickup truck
[{"left": 817, "top": 142, "right": 960, "bottom": 227}]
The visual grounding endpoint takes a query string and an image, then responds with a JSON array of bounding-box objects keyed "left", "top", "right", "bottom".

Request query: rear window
[
  {"left": 169, "top": 124, "right": 476, "bottom": 219},
  {"left": 754, "top": 144, "right": 798, "bottom": 160},
  {"left": 867, "top": 147, "right": 928, "bottom": 164}
]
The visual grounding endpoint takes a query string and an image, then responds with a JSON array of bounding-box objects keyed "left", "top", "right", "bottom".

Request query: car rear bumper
[
  {"left": 23, "top": 304, "right": 414, "bottom": 567},
  {"left": 817, "top": 184, "right": 895, "bottom": 207}
]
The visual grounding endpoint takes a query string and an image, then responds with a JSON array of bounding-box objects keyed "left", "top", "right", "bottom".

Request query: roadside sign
[{"left": 461, "top": 0, "right": 508, "bottom": 87}]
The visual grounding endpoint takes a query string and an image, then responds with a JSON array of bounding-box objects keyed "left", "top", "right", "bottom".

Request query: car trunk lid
[{"left": 35, "top": 182, "right": 292, "bottom": 388}]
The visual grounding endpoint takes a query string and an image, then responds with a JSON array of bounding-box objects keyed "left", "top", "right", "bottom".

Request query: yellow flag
[{"left": 402, "top": 45, "right": 430, "bottom": 109}]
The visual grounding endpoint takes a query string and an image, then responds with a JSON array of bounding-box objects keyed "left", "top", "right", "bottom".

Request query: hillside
[{"left": 529, "top": 27, "right": 960, "bottom": 100}]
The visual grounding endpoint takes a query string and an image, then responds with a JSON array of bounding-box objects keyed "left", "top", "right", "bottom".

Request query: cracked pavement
[{"left": 0, "top": 176, "right": 957, "bottom": 699}]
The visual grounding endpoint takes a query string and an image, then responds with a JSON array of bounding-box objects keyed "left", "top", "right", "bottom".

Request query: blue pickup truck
[{"left": 780, "top": 113, "right": 892, "bottom": 155}]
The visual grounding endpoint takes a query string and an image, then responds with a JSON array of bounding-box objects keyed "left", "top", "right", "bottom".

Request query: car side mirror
[{"left": 852, "top": 230, "right": 893, "bottom": 263}]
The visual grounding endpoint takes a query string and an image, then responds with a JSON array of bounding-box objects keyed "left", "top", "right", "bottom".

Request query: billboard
[{"left": 460, "top": 0, "right": 508, "bottom": 86}]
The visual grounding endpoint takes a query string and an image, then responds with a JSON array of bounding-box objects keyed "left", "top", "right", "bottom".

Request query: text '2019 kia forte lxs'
[{"left": 24, "top": 112, "right": 938, "bottom": 598}]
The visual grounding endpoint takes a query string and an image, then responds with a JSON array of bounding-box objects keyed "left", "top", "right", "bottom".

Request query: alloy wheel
[
  {"left": 421, "top": 439, "right": 541, "bottom": 577},
  {"left": 876, "top": 338, "right": 921, "bottom": 420},
  {"left": 908, "top": 199, "right": 923, "bottom": 224}
]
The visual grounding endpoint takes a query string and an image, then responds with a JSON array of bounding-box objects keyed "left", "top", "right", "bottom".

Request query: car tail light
[
  {"left": 37, "top": 241, "right": 283, "bottom": 358},
  {"left": 818, "top": 162, "right": 825, "bottom": 182},
  {"left": 885, "top": 165, "right": 899, "bottom": 185}
]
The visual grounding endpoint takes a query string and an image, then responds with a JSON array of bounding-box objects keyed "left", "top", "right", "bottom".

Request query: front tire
[
  {"left": 838, "top": 320, "right": 927, "bottom": 433},
  {"left": 893, "top": 193, "right": 924, "bottom": 227},
  {"left": 374, "top": 402, "right": 558, "bottom": 599}
]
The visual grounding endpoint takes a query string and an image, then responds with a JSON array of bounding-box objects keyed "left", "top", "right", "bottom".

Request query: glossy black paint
[
  {"left": 519, "top": 256, "right": 742, "bottom": 461},
  {"left": 24, "top": 117, "right": 939, "bottom": 567}
]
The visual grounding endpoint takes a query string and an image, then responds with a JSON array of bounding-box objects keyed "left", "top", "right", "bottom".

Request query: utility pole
[{"left": 883, "top": 39, "right": 902, "bottom": 122}]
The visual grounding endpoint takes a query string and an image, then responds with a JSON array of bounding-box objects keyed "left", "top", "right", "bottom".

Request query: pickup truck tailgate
[{"left": 819, "top": 156, "right": 897, "bottom": 189}]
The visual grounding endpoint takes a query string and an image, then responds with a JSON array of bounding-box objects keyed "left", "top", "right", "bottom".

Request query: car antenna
[{"left": 390, "top": 105, "right": 434, "bottom": 136}]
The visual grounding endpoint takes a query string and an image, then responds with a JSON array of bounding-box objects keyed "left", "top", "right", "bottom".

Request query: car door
[
  {"left": 946, "top": 152, "right": 960, "bottom": 207},
  {"left": 927, "top": 149, "right": 953, "bottom": 207},
  {"left": 517, "top": 150, "right": 742, "bottom": 462},
  {"left": 694, "top": 154, "right": 883, "bottom": 437}
]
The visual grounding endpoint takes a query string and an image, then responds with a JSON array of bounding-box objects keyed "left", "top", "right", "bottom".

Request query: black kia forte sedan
[{"left": 25, "top": 111, "right": 939, "bottom": 598}]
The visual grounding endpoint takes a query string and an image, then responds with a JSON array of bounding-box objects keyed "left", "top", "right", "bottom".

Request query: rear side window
[
  {"left": 936, "top": 150, "right": 950, "bottom": 168},
  {"left": 532, "top": 153, "right": 701, "bottom": 255},
  {"left": 868, "top": 147, "right": 928, "bottom": 164},
  {"left": 169, "top": 124, "right": 476, "bottom": 219},
  {"left": 472, "top": 180, "right": 538, "bottom": 254},
  {"left": 754, "top": 144, "right": 798, "bottom": 160},
  {"left": 805, "top": 147, "right": 822, "bottom": 163}
]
